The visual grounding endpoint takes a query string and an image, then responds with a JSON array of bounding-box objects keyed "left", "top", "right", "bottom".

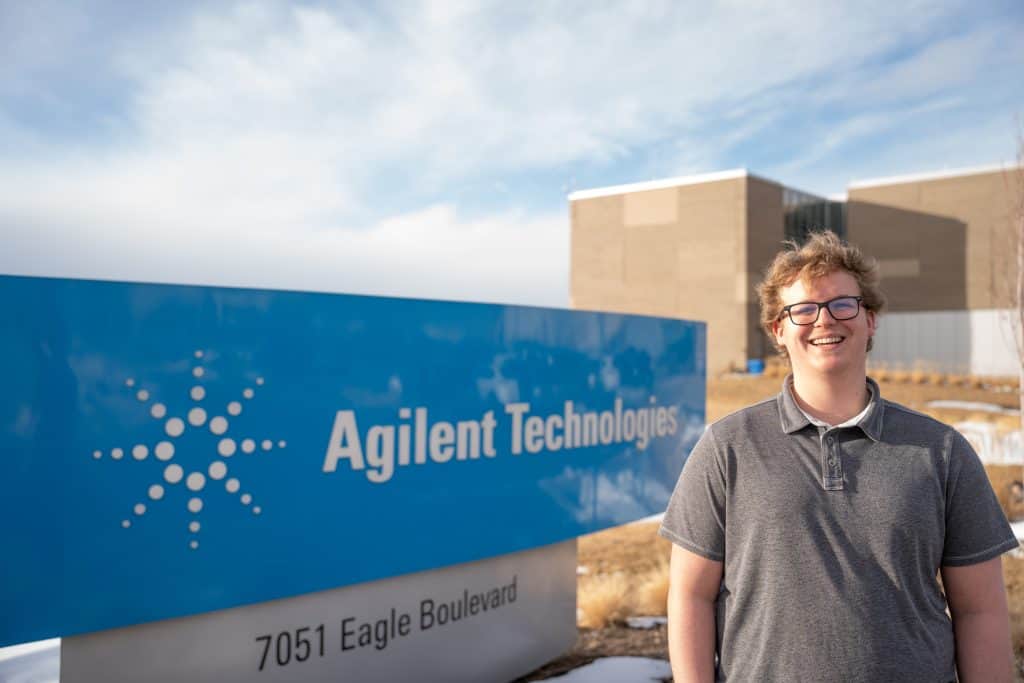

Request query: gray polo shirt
[{"left": 660, "top": 378, "right": 1018, "bottom": 682}]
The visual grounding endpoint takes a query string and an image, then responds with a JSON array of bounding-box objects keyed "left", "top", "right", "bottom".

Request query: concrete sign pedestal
[{"left": 62, "top": 541, "right": 576, "bottom": 683}]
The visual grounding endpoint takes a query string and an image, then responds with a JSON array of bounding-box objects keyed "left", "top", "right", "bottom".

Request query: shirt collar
[{"left": 778, "top": 375, "right": 884, "bottom": 441}]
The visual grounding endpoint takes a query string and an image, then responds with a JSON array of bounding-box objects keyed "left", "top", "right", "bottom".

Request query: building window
[{"left": 783, "top": 187, "right": 846, "bottom": 243}]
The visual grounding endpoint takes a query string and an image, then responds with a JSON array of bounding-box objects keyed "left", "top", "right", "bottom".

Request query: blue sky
[{"left": 1, "top": 0, "right": 1022, "bottom": 307}]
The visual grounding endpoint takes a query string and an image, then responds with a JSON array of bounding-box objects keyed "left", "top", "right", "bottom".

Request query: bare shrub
[
  {"left": 577, "top": 572, "right": 632, "bottom": 629},
  {"left": 986, "top": 464, "right": 1024, "bottom": 522},
  {"left": 633, "top": 555, "right": 670, "bottom": 617},
  {"left": 764, "top": 356, "right": 788, "bottom": 379},
  {"left": 945, "top": 373, "right": 968, "bottom": 387},
  {"left": 891, "top": 369, "right": 912, "bottom": 384},
  {"left": 1003, "top": 555, "right": 1024, "bottom": 663}
]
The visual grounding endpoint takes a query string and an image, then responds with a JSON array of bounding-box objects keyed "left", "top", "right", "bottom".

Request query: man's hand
[
  {"left": 667, "top": 544, "right": 724, "bottom": 683},
  {"left": 941, "top": 557, "right": 1013, "bottom": 683}
]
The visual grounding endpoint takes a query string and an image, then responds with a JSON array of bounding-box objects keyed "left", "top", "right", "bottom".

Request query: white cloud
[
  {"left": 775, "top": 96, "right": 967, "bottom": 176},
  {"left": 24, "top": 1, "right": 991, "bottom": 186},
  {"left": 0, "top": 0, "right": 1020, "bottom": 303},
  {"left": 0, "top": 198, "right": 569, "bottom": 307}
]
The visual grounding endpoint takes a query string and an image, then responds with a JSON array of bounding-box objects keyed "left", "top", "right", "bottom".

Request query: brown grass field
[{"left": 520, "top": 369, "right": 1024, "bottom": 681}]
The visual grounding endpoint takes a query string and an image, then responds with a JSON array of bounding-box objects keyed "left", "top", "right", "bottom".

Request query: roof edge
[
  {"left": 848, "top": 162, "right": 1024, "bottom": 190},
  {"left": 568, "top": 168, "right": 751, "bottom": 200}
]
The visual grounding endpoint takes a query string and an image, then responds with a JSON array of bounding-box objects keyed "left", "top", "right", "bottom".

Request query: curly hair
[{"left": 756, "top": 231, "right": 886, "bottom": 355}]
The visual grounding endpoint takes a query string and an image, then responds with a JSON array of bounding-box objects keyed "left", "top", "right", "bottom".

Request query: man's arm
[
  {"left": 667, "top": 543, "right": 723, "bottom": 683},
  {"left": 941, "top": 557, "right": 1013, "bottom": 683}
]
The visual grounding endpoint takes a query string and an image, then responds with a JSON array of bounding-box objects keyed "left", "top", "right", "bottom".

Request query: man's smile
[{"left": 809, "top": 335, "right": 845, "bottom": 347}]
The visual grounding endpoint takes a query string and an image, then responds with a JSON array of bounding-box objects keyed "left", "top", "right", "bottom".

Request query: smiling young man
[{"left": 660, "top": 231, "right": 1018, "bottom": 682}]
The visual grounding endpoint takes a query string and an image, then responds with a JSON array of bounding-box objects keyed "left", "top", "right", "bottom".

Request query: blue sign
[{"left": 0, "top": 275, "right": 705, "bottom": 646}]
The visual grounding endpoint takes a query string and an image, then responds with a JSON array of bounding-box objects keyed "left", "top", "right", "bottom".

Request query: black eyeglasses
[{"left": 779, "top": 296, "right": 864, "bottom": 325}]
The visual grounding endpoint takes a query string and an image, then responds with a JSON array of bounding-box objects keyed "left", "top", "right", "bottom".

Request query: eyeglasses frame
[{"left": 778, "top": 295, "right": 865, "bottom": 326}]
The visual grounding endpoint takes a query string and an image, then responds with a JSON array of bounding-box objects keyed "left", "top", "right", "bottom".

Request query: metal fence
[{"left": 870, "top": 308, "right": 1020, "bottom": 377}]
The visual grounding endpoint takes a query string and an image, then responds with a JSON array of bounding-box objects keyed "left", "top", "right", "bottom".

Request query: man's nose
[{"left": 817, "top": 306, "right": 838, "bottom": 324}]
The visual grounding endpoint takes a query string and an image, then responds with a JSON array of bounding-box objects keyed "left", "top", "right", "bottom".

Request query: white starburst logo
[{"left": 89, "top": 350, "right": 286, "bottom": 550}]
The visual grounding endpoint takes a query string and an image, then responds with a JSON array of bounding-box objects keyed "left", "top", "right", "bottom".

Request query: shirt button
[
  {"left": 826, "top": 437, "right": 834, "bottom": 445},
  {"left": 828, "top": 457, "right": 836, "bottom": 466}
]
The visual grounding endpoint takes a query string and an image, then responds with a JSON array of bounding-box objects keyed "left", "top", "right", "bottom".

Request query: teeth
[{"left": 811, "top": 337, "right": 842, "bottom": 345}]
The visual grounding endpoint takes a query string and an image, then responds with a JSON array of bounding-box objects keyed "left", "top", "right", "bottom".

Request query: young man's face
[{"left": 772, "top": 269, "right": 876, "bottom": 380}]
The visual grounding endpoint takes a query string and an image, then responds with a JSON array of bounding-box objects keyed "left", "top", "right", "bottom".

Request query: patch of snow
[
  {"left": 632, "top": 512, "right": 664, "bottom": 525},
  {"left": 927, "top": 400, "right": 1017, "bottom": 415},
  {"left": 954, "top": 422, "right": 1024, "bottom": 464},
  {"left": 0, "top": 639, "right": 59, "bottom": 663},
  {"left": 956, "top": 420, "right": 1002, "bottom": 431},
  {"left": 626, "top": 616, "right": 668, "bottom": 630},
  {"left": 0, "top": 638, "right": 59, "bottom": 683},
  {"left": 538, "top": 656, "right": 671, "bottom": 682},
  {"left": 576, "top": 565, "right": 590, "bottom": 576},
  {"left": 1012, "top": 520, "right": 1024, "bottom": 542}
]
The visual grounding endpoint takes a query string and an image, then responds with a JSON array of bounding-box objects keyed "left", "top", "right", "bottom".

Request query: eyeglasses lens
[
  {"left": 788, "top": 304, "right": 819, "bottom": 324},
  {"left": 787, "top": 297, "right": 860, "bottom": 324},
  {"left": 827, "top": 298, "right": 859, "bottom": 320}
]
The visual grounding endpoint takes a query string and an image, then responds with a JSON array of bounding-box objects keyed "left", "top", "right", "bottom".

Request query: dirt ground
[{"left": 520, "top": 372, "right": 1024, "bottom": 681}]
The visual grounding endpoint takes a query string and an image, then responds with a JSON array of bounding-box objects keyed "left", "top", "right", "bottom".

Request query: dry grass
[
  {"left": 987, "top": 463, "right": 1024, "bottom": 522},
  {"left": 871, "top": 365, "right": 891, "bottom": 383},
  {"left": 576, "top": 551, "right": 669, "bottom": 628},
  {"left": 891, "top": 369, "right": 912, "bottom": 383},
  {"left": 763, "top": 356, "right": 789, "bottom": 379},
  {"left": 578, "top": 520, "right": 672, "bottom": 575},
  {"left": 909, "top": 369, "right": 929, "bottom": 384},
  {"left": 577, "top": 573, "right": 632, "bottom": 628},
  {"left": 860, "top": 363, "right": 1018, "bottom": 391},
  {"left": 1002, "top": 553, "right": 1024, "bottom": 683},
  {"left": 576, "top": 522, "right": 672, "bottom": 628},
  {"left": 633, "top": 554, "right": 670, "bottom": 616}
]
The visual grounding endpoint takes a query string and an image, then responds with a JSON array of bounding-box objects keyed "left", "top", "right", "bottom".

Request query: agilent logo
[{"left": 89, "top": 350, "right": 286, "bottom": 551}]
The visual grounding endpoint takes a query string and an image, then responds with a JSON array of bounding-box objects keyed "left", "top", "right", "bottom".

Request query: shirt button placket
[{"left": 823, "top": 433, "right": 844, "bottom": 491}]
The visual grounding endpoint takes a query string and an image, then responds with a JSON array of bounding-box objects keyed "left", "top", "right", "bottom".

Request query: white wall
[{"left": 871, "top": 309, "right": 1020, "bottom": 377}]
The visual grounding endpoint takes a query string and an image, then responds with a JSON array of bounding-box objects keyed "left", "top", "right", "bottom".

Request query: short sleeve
[
  {"left": 942, "top": 430, "right": 1019, "bottom": 566},
  {"left": 658, "top": 426, "right": 727, "bottom": 562}
]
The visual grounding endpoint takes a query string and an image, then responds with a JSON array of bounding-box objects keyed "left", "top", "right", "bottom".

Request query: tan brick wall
[
  {"left": 570, "top": 177, "right": 749, "bottom": 375},
  {"left": 571, "top": 166, "right": 1023, "bottom": 377},
  {"left": 745, "top": 177, "right": 786, "bottom": 360},
  {"left": 848, "top": 169, "right": 1021, "bottom": 310},
  {"left": 846, "top": 199, "right": 966, "bottom": 311}
]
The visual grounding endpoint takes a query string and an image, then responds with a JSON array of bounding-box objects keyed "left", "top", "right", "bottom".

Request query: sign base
[{"left": 61, "top": 541, "right": 577, "bottom": 682}]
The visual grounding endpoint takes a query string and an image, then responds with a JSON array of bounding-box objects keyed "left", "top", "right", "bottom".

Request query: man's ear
[
  {"left": 772, "top": 318, "right": 785, "bottom": 347},
  {"left": 866, "top": 310, "right": 877, "bottom": 338}
]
